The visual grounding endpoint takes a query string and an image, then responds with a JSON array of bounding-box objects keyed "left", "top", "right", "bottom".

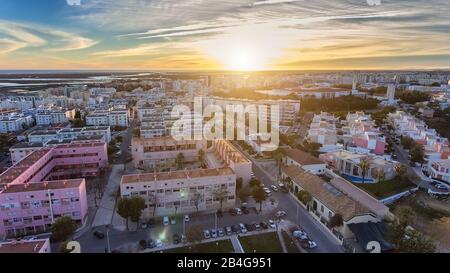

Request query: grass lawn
[
  {"left": 239, "top": 232, "right": 283, "bottom": 253},
  {"left": 281, "top": 230, "right": 301, "bottom": 253},
  {"left": 356, "top": 177, "right": 416, "bottom": 199},
  {"left": 159, "top": 239, "right": 234, "bottom": 253}
]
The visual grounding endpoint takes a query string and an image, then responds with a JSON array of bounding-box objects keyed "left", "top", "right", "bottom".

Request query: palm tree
[
  {"left": 358, "top": 159, "right": 371, "bottom": 184},
  {"left": 394, "top": 164, "right": 407, "bottom": 179},
  {"left": 198, "top": 149, "right": 206, "bottom": 168},
  {"left": 176, "top": 152, "right": 185, "bottom": 170},
  {"left": 213, "top": 188, "right": 229, "bottom": 211},
  {"left": 375, "top": 169, "right": 386, "bottom": 183},
  {"left": 273, "top": 149, "right": 284, "bottom": 178}
]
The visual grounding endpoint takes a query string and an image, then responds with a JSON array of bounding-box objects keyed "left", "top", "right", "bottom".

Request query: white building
[
  {"left": 35, "top": 108, "right": 74, "bottom": 125},
  {"left": 86, "top": 109, "right": 129, "bottom": 127},
  {"left": 28, "top": 126, "right": 111, "bottom": 144},
  {"left": 0, "top": 113, "right": 33, "bottom": 133}
]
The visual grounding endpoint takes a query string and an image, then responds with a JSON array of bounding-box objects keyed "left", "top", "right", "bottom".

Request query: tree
[
  {"left": 192, "top": 191, "right": 203, "bottom": 213},
  {"left": 186, "top": 225, "right": 204, "bottom": 252},
  {"left": 132, "top": 128, "right": 141, "bottom": 137},
  {"left": 329, "top": 213, "right": 344, "bottom": 228},
  {"left": 117, "top": 196, "right": 145, "bottom": 230},
  {"left": 252, "top": 186, "right": 266, "bottom": 213},
  {"left": 238, "top": 186, "right": 251, "bottom": 203},
  {"left": 176, "top": 152, "right": 185, "bottom": 170},
  {"left": 375, "top": 169, "right": 386, "bottom": 183},
  {"left": 51, "top": 216, "right": 77, "bottom": 242},
  {"left": 410, "top": 146, "right": 425, "bottom": 164},
  {"left": 236, "top": 177, "right": 243, "bottom": 190},
  {"left": 198, "top": 149, "right": 206, "bottom": 168},
  {"left": 249, "top": 177, "right": 261, "bottom": 188},
  {"left": 394, "top": 164, "right": 407, "bottom": 179},
  {"left": 358, "top": 158, "right": 371, "bottom": 184},
  {"left": 400, "top": 136, "right": 415, "bottom": 150},
  {"left": 396, "top": 206, "right": 415, "bottom": 226},
  {"left": 297, "top": 190, "right": 312, "bottom": 206},
  {"left": 213, "top": 188, "right": 229, "bottom": 210}
]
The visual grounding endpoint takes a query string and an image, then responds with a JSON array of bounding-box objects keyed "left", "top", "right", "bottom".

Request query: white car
[
  {"left": 268, "top": 220, "right": 276, "bottom": 229},
  {"left": 235, "top": 208, "right": 242, "bottom": 215},
  {"left": 271, "top": 185, "right": 279, "bottom": 192},
  {"left": 239, "top": 223, "right": 247, "bottom": 233},
  {"left": 184, "top": 215, "right": 190, "bottom": 222},
  {"left": 170, "top": 218, "right": 176, "bottom": 225},
  {"left": 302, "top": 240, "right": 317, "bottom": 249},
  {"left": 211, "top": 229, "right": 218, "bottom": 238},
  {"left": 276, "top": 211, "right": 287, "bottom": 218},
  {"left": 163, "top": 216, "right": 169, "bottom": 226},
  {"left": 204, "top": 230, "right": 211, "bottom": 239},
  {"left": 293, "top": 230, "right": 308, "bottom": 240},
  {"left": 155, "top": 239, "right": 163, "bottom": 248}
]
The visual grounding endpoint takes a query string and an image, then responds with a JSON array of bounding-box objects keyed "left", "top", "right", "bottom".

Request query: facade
[
  {"left": 0, "top": 113, "right": 34, "bottom": 133},
  {"left": 121, "top": 168, "right": 236, "bottom": 217},
  {"left": 296, "top": 88, "right": 350, "bottom": 99},
  {"left": 319, "top": 150, "right": 398, "bottom": 183},
  {"left": 35, "top": 108, "right": 74, "bottom": 126},
  {"left": 9, "top": 143, "right": 44, "bottom": 165},
  {"left": 132, "top": 137, "right": 207, "bottom": 171},
  {"left": 212, "top": 140, "right": 253, "bottom": 184},
  {"left": 28, "top": 126, "right": 111, "bottom": 144},
  {"left": 86, "top": 108, "right": 129, "bottom": 127},
  {"left": 307, "top": 112, "right": 339, "bottom": 152},
  {"left": 429, "top": 160, "right": 450, "bottom": 183}
]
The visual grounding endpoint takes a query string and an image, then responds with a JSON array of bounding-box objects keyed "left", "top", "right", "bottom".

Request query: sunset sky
[{"left": 0, "top": 0, "right": 450, "bottom": 70}]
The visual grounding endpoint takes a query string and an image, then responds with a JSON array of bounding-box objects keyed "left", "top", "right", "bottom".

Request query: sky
[{"left": 0, "top": 0, "right": 449, "bottom": 71}]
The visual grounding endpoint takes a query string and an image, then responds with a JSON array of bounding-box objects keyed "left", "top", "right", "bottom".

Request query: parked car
[
  {"left": 173, "top": 234, "right": 181, "bottom": 244},
  {"left": 147, "top": 218, "right": 155, "bottom": 228},
  {"left": 245, "top": 223, "right": 252, "bottom": 231},
  {"left": 203, "top": 230, "right": 211, "bottom": 239},
  {"left": 184, "top": 215, "right": 190, "bottom": 222},
  {"left": 301, "top": 239, "right": 317, "bottom": 249},
  {"left": 147, "top": 239, "right": 156, "bottom": 249},
  {"left": 211, "top": 229, "right": 218, "bottom": 238},
  {"left": 231, "top": 225, "right": 240, "bottom": 234},
  {"left": 235, "top": 208, "right": 242, "bottom": 215},
  {"left": 268, "top": 220, "right": 276, "bottom": 229},
  {"left": 260, "top": 222, "right": 268, "bottom": 230},
  {"left": 271, "top": 185, "right": 279, "bottom": 192},
  {"left": 225, "top": 226, "right": 233, "bottom": 236},
  {"left": 293, "top": 230, "right": 308, "bottom": 240},
  {"left": 218, "top": 228, "right": 225, "bottom": 237},
  {"left": 181, "top": 235, "right": 187, "bottom": 244},
  {"left": 241, "top": 206, "right": 250, "bottom": 214},
  {"left": 155, "top": 239, "right": 163, "bottom": 248},
  {"left": 140, "top": 222, "right": 148, "bottom": 229},
  {"left": 93, "top": 230, "right": 105, "bottom": 239},
  {"left": 436, "top": 183, "right": 449, "bottom": 190},
  {"left": 239, "top": 223, "right": 247, "bottom": 233},
  {"left": 163, "top": 216, "right": 169, "bottom": 226},
  {"left": 276, "top": 210, "right": 287, "bottom": 218},
  {"left": 264, "top": 189, "right": 272, "bottom": 197},
  {"left": 255, "top": 223, "right": 261, "bottom": 231},
  {"left": 229, "top": 208, "right": 237, "bottom": 216},
  {"left": 170, "top": 218, "right": 176, "bottom": 225}
]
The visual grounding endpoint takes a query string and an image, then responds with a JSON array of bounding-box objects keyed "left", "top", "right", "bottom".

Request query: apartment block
[
  {"left": 86, "top": 108, "right": 129, "bottom": 127},
  {"left": 307, "top": 112, "right": 339, "bottom": 152},
  {"left": 35, "top": 108, "right": 75, "bottom": 126},
  {"left": 28, "top": 126, "right": 111, "bottom": 144},
  {"left": 0, "top": 112, "right": 34, "bottom": 133}
]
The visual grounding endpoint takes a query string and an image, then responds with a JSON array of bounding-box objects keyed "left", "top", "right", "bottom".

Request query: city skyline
[{"left": 0, "top": 0, "right": 450, "bottom": 71}]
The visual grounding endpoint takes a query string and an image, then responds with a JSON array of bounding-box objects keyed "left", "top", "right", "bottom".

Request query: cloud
[
  {"left": 66, "top": 0, "right": 82, "bottom": 6},
  {"left": 251, "top": 0, "right": 303, "bottom": 6}
]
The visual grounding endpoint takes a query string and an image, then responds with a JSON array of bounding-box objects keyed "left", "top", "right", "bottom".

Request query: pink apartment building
[{"left": 0, "top": 141, "right": 108, "bottom": 238}]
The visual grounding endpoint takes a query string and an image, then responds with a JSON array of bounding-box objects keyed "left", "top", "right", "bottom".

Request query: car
[
  {"left": 255, "top": 223, "right": 261, "bottom": 231},
  {"left": 239, "top": 223, "right": 247, "bottom": 233},
  {"left": 271, "top": 185, "right": 279, "bottom": 192},
  {"left": 260, "top": 222, "right": 268, "bottom": 230},
  {"left": 235, "top": 208, "right": 242, "bottom": 215},
  {"left": 211, "top": 229, "right": 218, "bottom": 238},
  {"left": 231, "top": 225, "right": 240, "bottom": 234},
  {"left": 184, "top": 215, "right": 190, "bottom": 222},
  {"left": 435, "top": 184, "right": 449, "bottom": 190},
  {"left": 268, "top": 220, "right": 277, "bottom": 229},
  {"left": 245, "top": 223, "right": 252, "bottom": 231},
  {"left": 225, "top": 226, "right": 232, "bottom": 236},
  {"left": 263, "top": 187, "right": 270, "bottom": 192},
  {"left": 301, "top": 239, "right": 317, "bottom": 249},
  {"left": 163, "top": 216, "right": 169, "bottom": 226},
  {"left": 218, "top": 228, "right": 225, "bottom": 237},
  {"left": 293, "top": 230, "right": 308, "bottom": 240},
  {"left": 173, "top": 234, "right": 181, "bottom": 244},
  {"left": 155, "top": 239, "right": 163, "bottom": 248},
  {"left": 203, "top": 230, "right": 211, "bottom": 239},
  {"left": 147, "top": 239, "right": 156, "bottom": 249},
  {"left": 278, "top": 183, "right": 285, "bottom": 188},
  {"left": 170, "top": 218, "right": 176, "bottom": 225},
  {"left": 140, "top": 222, "right": 148, "bottom": 229},
  {"left": 276, "top": 210, "right": 287, "bottom": 218},
  {"left": 229, "top": 208, "right": 237, "bottom": 216},
  {"left": 241, "top": 206, "right": 250, "bottom": 214},
  {"left": 147, "top": 218, "right": 155, "bottom": 228},
  {"left": 93, "top": 230, "right": 105, "bottom": 239},
  {"left": 181, "top": 235, "right": 187, "bottom": 244},
  {"left": 264, "top": 190, "right": 272, "bottom": 197}
]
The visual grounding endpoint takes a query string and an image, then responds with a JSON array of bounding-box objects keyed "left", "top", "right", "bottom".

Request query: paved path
[
  {"left": 277, "top": 229, "right": 288, "bottom": 253},
  {"left": 230, "top": 235, "right": 244, "bottom": 253},
  {"left": 92, "top": 164, "right": 124, "bottom": 227}
]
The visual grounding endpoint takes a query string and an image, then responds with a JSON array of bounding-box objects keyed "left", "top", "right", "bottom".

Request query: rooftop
[
  {"left": 122, "top": 167, "right": 235, "bottom": 184},
  {"left": 0, "top": 239, "right": 49, "bottom": 253},
  {"left": 283, "top": 165, "right": 373, "bottom": 221},
  {"left": 282, "top": 148, "right": 324, "bottom": 165},
  {"left": 1, "top": 178, "right": 84, "bottom": 194}
]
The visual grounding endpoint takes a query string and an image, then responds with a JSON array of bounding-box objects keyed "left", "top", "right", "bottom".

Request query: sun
[{"left": 226, "top": 48, "right": 263, "bottom": 71}]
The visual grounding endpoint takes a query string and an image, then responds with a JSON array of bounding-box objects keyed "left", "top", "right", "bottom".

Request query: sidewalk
[
  {"left": 92, "top": 164, "right": 124, "bottom": 227},
  {"left": 230, "top": 235, "right": 244, "bottom": 253}
]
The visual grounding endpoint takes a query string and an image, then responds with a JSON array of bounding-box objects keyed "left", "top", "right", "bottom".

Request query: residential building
[
  {"left": 35, "top": 108, "right": 74, "bottom": 126},
  {"left": 28, "top": 126, "right": 111, "bottom": 144},
  {"left": 0, "top": 238, "right": 51, "bottom": 253},
  {"left": 319, "top": 150, "right": 398, "bottom": 183},
  {"left": 121, "top": 168, "right": 236, "bottom": 217},
  {"left": 429, "top": 160, "right": 450, "bottom": 184},
  {"left": 9, "top": 143, "right": 44, "bottom": 165},
  {"left": 86, "top": 108, "right": 129, "bottom": 127},
  {"left": 212, "top": 140, "right": 253, "bottom": 183},
  {"left": 0, "top": 113, "right": 34, "bottom": 133},
  {"left": 282, "top": 148, "right": 327, "bottom": 175},
  {"left": 307, "top": 112, "right": 339, "bottom": 152}
]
